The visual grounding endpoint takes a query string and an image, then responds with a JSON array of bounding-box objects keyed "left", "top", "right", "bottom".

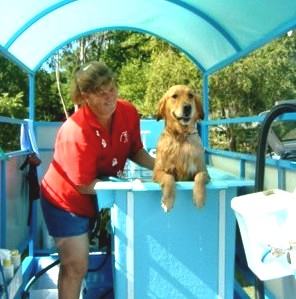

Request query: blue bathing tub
[{"left": 94, "top": 166, "right": 253, "bottom": 299}]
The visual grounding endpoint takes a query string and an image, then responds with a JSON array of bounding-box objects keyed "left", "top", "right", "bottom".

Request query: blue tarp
[{"left": 0, "top": 0, "right": 295, "bottom": 75}]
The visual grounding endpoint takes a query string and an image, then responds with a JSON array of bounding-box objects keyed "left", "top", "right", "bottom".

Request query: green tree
[
  {"left": 101, "top": 31, "right": 153, "bottom": 73},
  {"left": 0, "top": 58, "right": 29, "bottom": 151},
  {"left": 209, "top": 33, "right": 296, "bottom": 152},
  {"left": 35, "top": 69, "right": 70, "bottom": 121},
  {"left": 210, "top": 34, "right": 296, "bottom": 119},
  {"left": 0, "top": 92, "right": 27, "bottom": 151},
  {"left": 142, "top": 45, "right": 202, "bottom": 116},
  {"left": 117, "top": 37, "right": 202, "bottom": 117},
  {"left": 118, "top": 58, "right": 149, "bottom": 113},
  {"left": 0, "top": 57, "right": 28, "bottom": 99},
  {"left": 29, "top": 31, "right": 296, "bottom": 155}
]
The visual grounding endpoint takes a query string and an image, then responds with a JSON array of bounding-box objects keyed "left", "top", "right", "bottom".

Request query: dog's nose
[{"left": 183, "top": 104, "right": 192, "bottom": 116}]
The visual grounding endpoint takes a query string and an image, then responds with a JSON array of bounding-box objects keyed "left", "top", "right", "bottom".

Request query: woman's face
[{"left": 85, "top": 83, "right": 117, "bottom": 118}]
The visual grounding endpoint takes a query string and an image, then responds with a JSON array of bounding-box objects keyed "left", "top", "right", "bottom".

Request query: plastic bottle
[
  {"left": 0, "top": 263, "right": 4, "bottom": 291},
  {"left": 0, "top": 248, "right": 11, "bottom": 263},
  {"left": 2, "top": 258, "right": 14, "bottom": 282},
  {"left": 11, "top": 249, "right": 21, "bottom": 271}
]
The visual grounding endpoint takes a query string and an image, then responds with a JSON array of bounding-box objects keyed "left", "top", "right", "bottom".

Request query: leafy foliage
[
  {"left": 210, "top": 34, "right": 296, "bottom": 119},
  {"left": 142, "top": 46, "right": 202, "bottom": 117},
  {"left": 209, "top": 33, "right": 296, "bottom": 152},
  {"left": 0, "top": 92, "right": 27, "bottom": 151},
  {"left": 0, "top": 30, "right": 295, "bottom": 153}
]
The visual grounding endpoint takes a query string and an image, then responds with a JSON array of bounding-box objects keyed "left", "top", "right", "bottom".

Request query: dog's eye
[
  {"left": 188, "top": 92, "right": 194, "bottom": 99},
  {"left": 171, "top": 94, "right": 178, "bottom": 99}
]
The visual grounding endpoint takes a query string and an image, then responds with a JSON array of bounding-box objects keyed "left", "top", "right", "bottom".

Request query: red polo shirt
[{"left": 41, "top": 99, "right": 143, "bottom": 218}]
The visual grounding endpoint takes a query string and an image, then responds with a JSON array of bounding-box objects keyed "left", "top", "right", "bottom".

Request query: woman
[{"left": 41, "top": 61, "right": 154, "bottom": 299}]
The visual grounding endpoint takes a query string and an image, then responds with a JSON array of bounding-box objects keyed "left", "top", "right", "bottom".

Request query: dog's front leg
[
  {"left": 193, "top": 171, "right": 209, "bottom": 209},
  {"left": 160, "top": 173, "right": 176, "bottom": 212},
  {"left": 154, "top": 171, "right": 176, "bottom": 212}
]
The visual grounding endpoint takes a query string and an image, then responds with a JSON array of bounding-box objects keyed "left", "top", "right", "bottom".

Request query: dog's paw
[
  {"left": 159, "top": 174, "right": 176, "bottom": 212},
  {"left": 161, "top": 196, "right": 175, "bottom": 213},
  {"left": 193, "top": 172, "right": 208, "bottom": 209},
  {"left": 193, "top": 184, "right": 206, "bottom": 209},
  {"left": 193, "top": 192, "right": 205, "bottom": 209}
]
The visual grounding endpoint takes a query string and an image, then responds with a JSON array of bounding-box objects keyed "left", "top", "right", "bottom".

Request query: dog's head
[{"left": 157, "top": 85, "right": 204, "bottom": 127}]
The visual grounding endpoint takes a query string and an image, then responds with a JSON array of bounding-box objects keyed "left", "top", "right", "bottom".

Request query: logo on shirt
[
  {"left": 120, "top": 131, "right": 129, "bottom": 143},
  {"left": 112, "top": 158, "right": 118, "bottom": 167},
  {"left": 95, "top": 130, "right": 107, "bottom": 148},
  {"left": 101, "top": 139, "right": 107, "bottom": 148}
]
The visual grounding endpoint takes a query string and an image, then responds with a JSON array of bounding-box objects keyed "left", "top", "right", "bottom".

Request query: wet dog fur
[{"left": 153, "top": 85, "right": 210, "bottom": 212}]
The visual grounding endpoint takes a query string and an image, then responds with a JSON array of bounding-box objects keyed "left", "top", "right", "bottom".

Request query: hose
[
  {"left": 254, "top": 102, "right": 296, "bottom": 299},
  {"left": 255, "top": 103, "right": 296, "bottom": 192},
  {"left": 21, "top": 198, "right": 112, "bottom": 298},
  {"left": 21, "top": 258, "right": 60, "bottom": 299}
]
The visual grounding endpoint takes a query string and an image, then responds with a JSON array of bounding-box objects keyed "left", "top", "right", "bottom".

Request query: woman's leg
[{"left": 55, "top": 233, "right": 89, "bottom": 299}]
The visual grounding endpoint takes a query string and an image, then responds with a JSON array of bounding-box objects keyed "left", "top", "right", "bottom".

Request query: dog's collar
[
  {"left": 187, "top": 129, "right": 199, "bottom": 136},
  {"left": 166, "top": 127, "right": 199, "bottom": 141}
]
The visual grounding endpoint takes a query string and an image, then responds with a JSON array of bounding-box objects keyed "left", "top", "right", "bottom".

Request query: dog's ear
[
  {"left": 156, "top": 95, "right": 166, "bottom": 121},
  {"left": 195, "top": 94, "right": 205, "bottom": 120}
]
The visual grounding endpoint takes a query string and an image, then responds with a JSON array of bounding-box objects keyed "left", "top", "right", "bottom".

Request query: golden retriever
[{"left": 153, "top": 85, "right": 210, "bottom": 212}]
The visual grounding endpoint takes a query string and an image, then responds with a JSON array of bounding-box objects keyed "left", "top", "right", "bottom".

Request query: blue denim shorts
[{"left": 40, "top": 196, "right": 94, "bottom": 238}]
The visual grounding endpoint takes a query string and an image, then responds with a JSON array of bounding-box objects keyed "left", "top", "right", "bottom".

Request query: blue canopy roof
[{"left": 0, "top": 0, "right": 295, "bottom": 75}]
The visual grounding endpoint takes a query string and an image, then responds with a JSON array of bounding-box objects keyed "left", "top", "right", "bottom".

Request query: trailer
[{"left": 0, "top": 1, "right": 296, "bottom": 298}]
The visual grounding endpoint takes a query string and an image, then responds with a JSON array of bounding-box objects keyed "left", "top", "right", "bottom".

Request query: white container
[
  {"left": 231, "top": 189, "right": 296, "bottom": 281},
  {"left": 11, "top": 249, "right": 21, "bottom": 271},
  {"left": 0, "top": 249, "right": 11, "bottom": 263},
  {"left": 2, "top": 259, "right": 14, "bottom": 282}
]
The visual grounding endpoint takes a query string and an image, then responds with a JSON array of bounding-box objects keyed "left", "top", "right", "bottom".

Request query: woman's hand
[{"left": 130, "top": 148, "right": 155, "bottom": 170}]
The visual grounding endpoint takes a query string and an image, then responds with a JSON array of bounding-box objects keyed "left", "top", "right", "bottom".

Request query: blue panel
[
  {"left": 95, "top": 169, "right": 252, "bottom": 298},
  {"left": 140, "top": 119, "right": 164, "bottom": 150},
  {"left": 1, "top": 0, "right": 295, "bottom": 74},
  {"left": 133, "top": 189, "right": 220, "bottom": 298}
]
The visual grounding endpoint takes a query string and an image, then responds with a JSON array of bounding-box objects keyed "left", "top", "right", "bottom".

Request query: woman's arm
[
  {"left": 75, "top": 178, "right": 101, "bottom": 195},
  {"left": 130, "top": 148, "right": 155, "bottom": 170},
  {"left": 76, "top": 149, "right": 154, "bottom": 194}
]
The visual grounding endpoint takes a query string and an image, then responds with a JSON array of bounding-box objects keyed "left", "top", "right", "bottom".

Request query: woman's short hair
[{"left": 70, "top": 61, "right": 115, "bottom": 105}]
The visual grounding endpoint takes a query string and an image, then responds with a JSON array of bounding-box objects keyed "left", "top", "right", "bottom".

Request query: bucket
[{"left": 231, "top": 189, "right": 296, "bottom": 281}]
